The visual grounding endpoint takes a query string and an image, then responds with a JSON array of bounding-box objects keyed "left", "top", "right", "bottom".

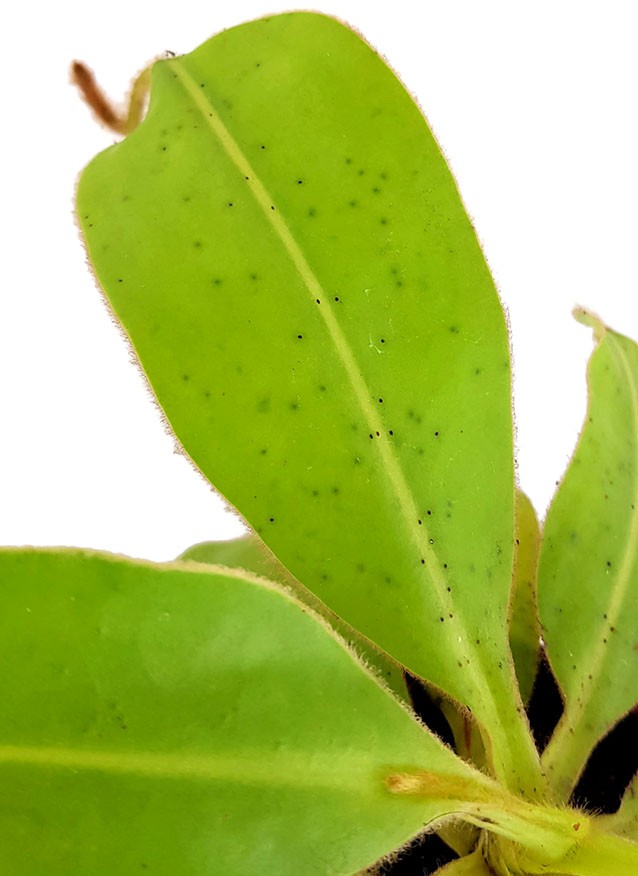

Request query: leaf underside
[
  {"left": 538, "top": 313, "right": 638, "bottom": 800},
  {"left": 78, "top": 11, "right": 537, "bottom": 790},
  {"left": 0, "top": 548, "right": 482, "bottom": 876}
]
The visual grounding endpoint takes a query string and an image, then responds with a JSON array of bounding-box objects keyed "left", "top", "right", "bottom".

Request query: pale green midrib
[
  {"left": 167, "top": 66, "right": 493, "bottom": 701},
  {"left": 543, "top": 335, "right": 638, "bottom": 788},
  {"left": 0, "top": 744, "right": 374, "bottom": 790}
]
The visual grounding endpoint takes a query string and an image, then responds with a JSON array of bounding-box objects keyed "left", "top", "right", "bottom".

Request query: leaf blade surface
[
  {"left": 539, "top": 313, "right": 638, "bottom": 798},
  {"left": 0, "top": 547, "right": 480, "bottom": 876}
]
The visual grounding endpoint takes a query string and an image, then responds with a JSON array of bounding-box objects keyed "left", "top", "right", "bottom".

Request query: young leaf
[
  {"left": 179, "top": 534, "right": 280, "bottom": 577},
  {"left": 179, "top": 535, "right": 411, "bottom": 704},
  {"left": 77, "top": 11, "right": 539, "bottom": 793},
  {"left": 0, "top": 547, "right": 489, "bottom": 876},
  {"left": 538, "top": 311, "right": 638, "bottom": 800},
  {"left": 602, "top": 772, "right": 638, "bottom": 841},
  {"left": 509, "top": 491, "right": 541, "bottom": 703}
]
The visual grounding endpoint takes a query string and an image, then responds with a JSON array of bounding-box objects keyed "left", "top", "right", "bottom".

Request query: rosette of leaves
[{"left": 2, "top": 12, "right": 636, "bottom": 875}]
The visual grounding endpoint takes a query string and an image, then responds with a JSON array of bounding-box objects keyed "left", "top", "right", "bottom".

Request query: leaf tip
[{"left": 572, "top": 306, "right": 607, "bottom": 342}]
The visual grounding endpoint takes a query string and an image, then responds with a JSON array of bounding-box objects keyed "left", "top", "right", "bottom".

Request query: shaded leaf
[
  {"left": 179, "top": 535, "right": 410, "bottom": 703},
  {"left": 77, "top": 11, "right": 539, "bottom": 792},
  {"left": 509, "top": 491, "right": 541, "bottom": 703},
  {"left": 538, "top": 311, "right": 638, "bottom": 800},
  {"left": 0, "top": 547, "right": 486, "bottom": 876}
]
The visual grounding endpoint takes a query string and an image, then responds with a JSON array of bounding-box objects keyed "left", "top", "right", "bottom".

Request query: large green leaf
[
  {"left": 433, "top": 852, "right": 492, "bottom": 875},
  {"left": 538, "top": 312, "right": 638, "bottom": 800},
  {"left": 179, "top": 534, "right": 410, "bottom": 704},
  {"left": 77, "top": 12, "right": 540, "bottom": 792},
  {"left": 0, "top": 547, "right": 492, "bottom": 876}
]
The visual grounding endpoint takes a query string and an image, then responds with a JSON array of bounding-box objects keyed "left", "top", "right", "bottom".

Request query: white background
[{"left": 2, "top": 1, "right": 637, "bottom": 561}]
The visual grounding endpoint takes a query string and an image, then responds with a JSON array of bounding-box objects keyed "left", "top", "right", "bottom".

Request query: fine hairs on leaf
[{"left": 1, "top": 11, "right": 636, "bottom": 876}]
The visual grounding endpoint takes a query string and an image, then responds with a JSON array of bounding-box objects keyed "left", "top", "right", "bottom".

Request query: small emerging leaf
[
  {"left": 179, "top": 534, "right": 410, "bottom": 704},
  {"left": 78, "top": 11, "right": 539, "bottom": 794},
  {"left": 539, "top": 311, "right": 638, "bottom": 800}
]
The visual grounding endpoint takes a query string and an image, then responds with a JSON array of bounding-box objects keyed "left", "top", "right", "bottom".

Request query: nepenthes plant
[{"left": 1, "top": 12, "right": 637, "bottom": 875}]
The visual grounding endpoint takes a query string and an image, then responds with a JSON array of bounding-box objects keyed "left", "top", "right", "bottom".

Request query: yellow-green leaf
[
  {"left": 77, "top": 11, "right": 539, "bottom": 793},
  {"left": 509, "top": 491, "right": 541, "bottom": 703},
  {"left": 179, "top": 534, "right": 410, "bottom": 704},
  {"left": 0, "top": 547, "right": 485, "bottom": 876},
  {"left": 539, "top": 312, "right": 638, "bottom": 800}
]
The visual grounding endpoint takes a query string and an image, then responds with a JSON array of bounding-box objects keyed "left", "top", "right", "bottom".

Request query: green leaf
[
  {"left": 77, "top": 12, "right": 540, "bottom": 793},
  {"left": 179, "top": 534, "right": 280, "bottom": 577},
  {"left": 509, "top": 491, "right": 541, "bottom": 703},
  {"left": 602, "top": 772, "right": 638, "bottom": 841},
  {"left": 0, "top": 547, "right": 489, "bottom": 876},
  {"left": 538, "top": 311, "right": 638, "bottom": 800},
  {"left": 179, "top": 534, "right": 411, "bottom": 704},
  {"left": 432, "top": 851, "right": 492, "bottom": 875}
]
